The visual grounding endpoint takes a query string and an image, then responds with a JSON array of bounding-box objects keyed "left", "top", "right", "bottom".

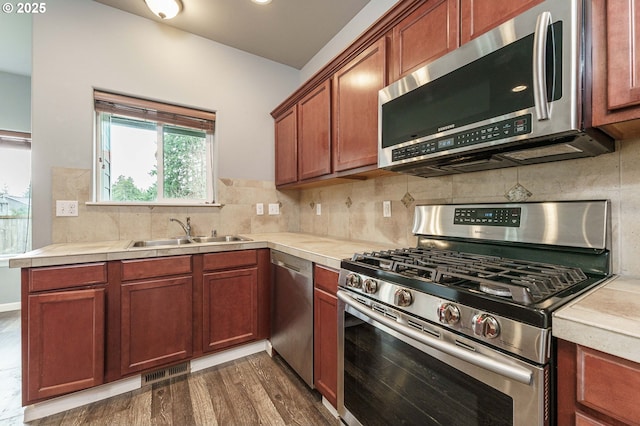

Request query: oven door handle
[{"left": 338, "top": 290, "right": 534, "bottom": 385}]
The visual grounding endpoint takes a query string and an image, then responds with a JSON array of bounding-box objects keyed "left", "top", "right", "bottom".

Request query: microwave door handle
[
  {"left": 533, "top": 11, "right": 552, "bottom": 121},
  {"left": 338, "top": 290, "right": 534, "bottom": 385}
]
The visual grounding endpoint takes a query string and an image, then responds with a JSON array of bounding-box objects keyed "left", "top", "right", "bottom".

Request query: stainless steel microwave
[{"left": 378, "top": 0, "right": 614, "bottom": 177}]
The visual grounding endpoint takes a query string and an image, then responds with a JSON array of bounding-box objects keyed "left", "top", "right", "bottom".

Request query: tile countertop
[
  {"left": 553, "top": 275, "right": 640, "bottom": 364},
  {"left": 7, "top": 232, "right": 397, "bottom": 271},
  {"left": 9, "top": 232, "right": 639, "bottom": 364}
]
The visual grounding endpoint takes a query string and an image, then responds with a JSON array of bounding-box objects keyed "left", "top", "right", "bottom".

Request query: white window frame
[{"left": 91, "top": 91, "right": 219, "bottom": 206}]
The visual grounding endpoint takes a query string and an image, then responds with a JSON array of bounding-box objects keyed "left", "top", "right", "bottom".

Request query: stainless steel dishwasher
[{"left": 270, "top": 250, "right": 314, "bottom": 388}]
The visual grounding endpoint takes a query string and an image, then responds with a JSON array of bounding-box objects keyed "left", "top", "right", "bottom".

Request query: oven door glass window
[{"left": 344, "top": 312, "right": 513, "bottom": 426}]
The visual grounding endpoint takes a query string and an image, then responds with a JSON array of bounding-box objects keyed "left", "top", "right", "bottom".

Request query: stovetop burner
[{"left": 350, "top": 248, "right": 589, "bottom": 305}]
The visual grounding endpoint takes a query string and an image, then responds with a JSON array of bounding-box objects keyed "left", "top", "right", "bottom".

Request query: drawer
[
  {"left": 29, "top": 263, "right": 107, "bottom": 292},
  {"left": 577, "top": 345, "right": 640, "bottom": 425},
  {"left": 314, "top": 265, "right": 338, "bottom": 294},
  {"left": 203, "top": 250, "right": 257, "bottom": 271},
  {"left": 121, "top": 256, "right": 192, "bottom": 281}
]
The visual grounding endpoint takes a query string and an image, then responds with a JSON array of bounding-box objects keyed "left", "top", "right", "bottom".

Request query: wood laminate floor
[{"left": 0, "top": 310, "right": 339, "bottom": 425}]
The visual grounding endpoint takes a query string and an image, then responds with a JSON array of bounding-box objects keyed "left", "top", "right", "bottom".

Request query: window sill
[{"left": 86, "top": 202, "right": 224, "bottom": 208}]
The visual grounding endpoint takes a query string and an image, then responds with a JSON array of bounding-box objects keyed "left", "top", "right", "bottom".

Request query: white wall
[
  {"left": 31, "top": 0, "right": 299, "bottom": 248},
  {"left": 0, "top": 71, "right": 31, "bottom": 132},
  {"left": 300, "top": 0, "right": 399, "bottom": 82}
]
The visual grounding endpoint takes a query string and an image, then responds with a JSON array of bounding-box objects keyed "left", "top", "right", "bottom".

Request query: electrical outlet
[
  {"left": 268, "top": 203, "right": 280, "bottom": 215},
  {"left": 256, "top": 203, "right": 264, "bottom": 215},
  {"left": 316, "top": 203, "right": 322, "bottom": 215},
  {"left": 383, "top": 200, "right": 392, "bottom": 218},
  {"left": 56, "top": 200, "right": 79, "bottom": 217}
]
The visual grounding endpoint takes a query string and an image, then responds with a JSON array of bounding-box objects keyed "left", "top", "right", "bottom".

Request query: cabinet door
[
  {"left": 460, "top": 0, "right": 542, "bottom": 44},
  {"left": 313, "top": 266, "right": 339, "bottom": 408},
  {"left": 391, "top": 0, "right": 459, "bottom": 80},
  {"left": 27, "top": 288, "right": 105, "bottom": 403},
  {"left": 606, "top": 0, "right": 640, "bottom": 111},
  {"left": 314, "top": 289, "right": 338, "bottom": 408},
  {"left": 274, "top": 106, "right": 298, "bottom": 186},
  {"left": 298, "top": 80, "right": 332, "bottom": 180},
  {"left": 557, "top": 339, "right": 640, "bottom": 426},
  {"left": 120, "top": 276, "right": 193, "bottom": 375},
  {"left": 592, "top": 0, "right": 640, "bottom": 138},
  {"left": 202, "top": 267, "right": 258, "bottom": 352},
  {"left": 333, "top": 37, "right": 387, "bottom": 172}
]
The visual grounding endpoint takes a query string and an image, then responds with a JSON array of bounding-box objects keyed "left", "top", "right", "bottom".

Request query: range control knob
[
  {"left": 437, "top": 303, "right": 461, "bottom": 325},
  {"left": 394, "top": 288, "right": 413, "bottom": 307},
  {"left": 472, "top": 313, "right": 500, "bottom": 339},
  {"left": 362, "top": 278, "right": 378, "bottom": 294},
  {"left": 345, "top": 273, "right": 362, "bottom": 289}
]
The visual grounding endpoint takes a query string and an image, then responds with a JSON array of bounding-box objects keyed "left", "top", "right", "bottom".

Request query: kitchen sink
[
  {"left": 129, "top": 235, "right": 251, "bottom": 248},
  {"left": 191, "top": 235, "right": 251, "bottom": 243},
  {"left": 129, "top": 237, "right": 193, "bottom": 247}
]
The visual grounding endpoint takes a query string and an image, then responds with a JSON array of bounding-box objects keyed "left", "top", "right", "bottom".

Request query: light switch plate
[
  {"left": 316, "top": 203, "right": 321, "bottom": 215},
  {"left": 256, "top": 203, "right": 264, "bottom": 215},
  {"left": 383, "top": 200, "right": 392, "bottom": 217},
  {"left": 56, "top": 200, "right": 78, "bottom": 217},
  {"left": 268, "top": 203, "right": 279, "bottom": 215}
]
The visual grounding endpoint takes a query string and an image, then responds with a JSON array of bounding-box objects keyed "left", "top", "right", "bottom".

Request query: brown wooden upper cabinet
[
  {"left": 333, "top": 37, "right": 387, "bottom": 172},
  {"left": 391, "top": 0, "right": 460, "bottom": 80},
  {"left": 298, "top": 80, "right": 332, "bottom": 180},
  {"left": 274, "top": 106, "right": 297, "bottom": 186},
  {"left": 592, "top": 0, "right": 640, "bottom": 140},
  {"left": 460, "top": 0, "right": 543, "bottom": 43}
]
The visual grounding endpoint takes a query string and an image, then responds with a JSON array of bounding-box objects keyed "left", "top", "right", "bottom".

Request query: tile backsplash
[
  {"left": 52, "top": 138, "right": 640, "bottom": 276},
  {"left": 296, "top": 139, "right": 639, "bottom": 277},
  {"left": 51, "top": 169, "right": 300, "bottom": 243}
]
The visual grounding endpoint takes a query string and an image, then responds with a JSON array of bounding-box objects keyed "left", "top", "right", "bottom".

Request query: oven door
[{"left": 337, "top": 290, "right": 550, "bottom": 426}]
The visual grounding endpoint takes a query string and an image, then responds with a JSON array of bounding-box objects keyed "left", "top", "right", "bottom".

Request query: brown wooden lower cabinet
[
  {"left": 26, "top": 288, "right": 105, "bottom": 404},
  {"left": 203, "top": 267, "right": 258, "bottom": 352},
  {"left": 21, "top": 249, "right": 271, "bottom": 405},
  {"left": 120, "top": 276, "right": 193, "bottom": 376},
  {"left": 313, "top": 265, "right": 339, "bottom": 407},
  {"left": 557, "top": 338, "right": 640, "bottom": 426}
]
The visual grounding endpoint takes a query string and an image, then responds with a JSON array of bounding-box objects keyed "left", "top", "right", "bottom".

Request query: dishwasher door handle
[{"left": 271, "top": 259, "right": 302, "bottom": 273}]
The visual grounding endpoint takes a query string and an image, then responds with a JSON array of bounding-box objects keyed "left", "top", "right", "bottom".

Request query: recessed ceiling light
[
  {"left": 144, "top": 0, "right": 182, "bottom": 20},
  {"left": 251, "top": 0, "right": 272, "bottom": 4}
]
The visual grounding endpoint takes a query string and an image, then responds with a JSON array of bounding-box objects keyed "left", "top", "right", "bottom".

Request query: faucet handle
[{"left": 211, "top": 229, "right": 217, "bottom": 237}]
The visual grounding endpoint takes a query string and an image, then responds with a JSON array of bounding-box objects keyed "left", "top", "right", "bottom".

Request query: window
[
  {"left": 0, "top": 130, "right": 31, "bottom": 256},
  {"left": 94, "top": 91, "right": 217, "bottom": 204}
]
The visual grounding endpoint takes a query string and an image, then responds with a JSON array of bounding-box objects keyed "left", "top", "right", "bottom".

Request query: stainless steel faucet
[{"left": 170, "top": 217, "right": 192, "bottom": 238}]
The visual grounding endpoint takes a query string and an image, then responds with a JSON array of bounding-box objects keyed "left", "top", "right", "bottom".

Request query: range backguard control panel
[{"left": 454, "top": 207, "right": 522, "bottom": 227}]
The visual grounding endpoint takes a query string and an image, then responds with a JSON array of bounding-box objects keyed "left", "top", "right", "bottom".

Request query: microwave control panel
[{"left": 391, "top": 114, "right": 532, "bottom": 162}]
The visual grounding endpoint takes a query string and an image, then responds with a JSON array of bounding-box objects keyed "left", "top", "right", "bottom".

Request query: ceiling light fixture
[
  {"left": 251, "top": 0, "right": 272, "bottom": 4},
  {"left": 144, "top": 0, "right": 182, "bottom": 19}
]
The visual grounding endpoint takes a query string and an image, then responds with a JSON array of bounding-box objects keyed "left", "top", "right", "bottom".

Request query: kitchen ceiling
[{"left": 94, "top": 0, "right": 372, "bottom": 70}]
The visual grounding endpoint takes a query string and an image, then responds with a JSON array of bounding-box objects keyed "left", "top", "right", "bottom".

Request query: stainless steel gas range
[{"left": 337, "top": 200, "right": 614, "bottom": 426}]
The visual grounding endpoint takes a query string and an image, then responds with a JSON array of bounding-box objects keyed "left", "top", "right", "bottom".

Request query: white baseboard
[
  {"left": 0, "top": 302, "right": 20, "bottom": 312},
  {"left": 24, "top": 376, "right": 140, "bottom": 423},
  {"left": 322, "top": 396, "right": 339, "bottom": 418},
  {"left": 190, "top": 340, "right": 267, "bottom": 372},
  {"left": 23, "top": 341, "right": 269, "bottom": 423}
]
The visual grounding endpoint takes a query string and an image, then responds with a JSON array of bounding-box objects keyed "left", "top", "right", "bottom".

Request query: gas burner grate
[{"left": 351, "top": 248, "right": 588, "bottom": 304}]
